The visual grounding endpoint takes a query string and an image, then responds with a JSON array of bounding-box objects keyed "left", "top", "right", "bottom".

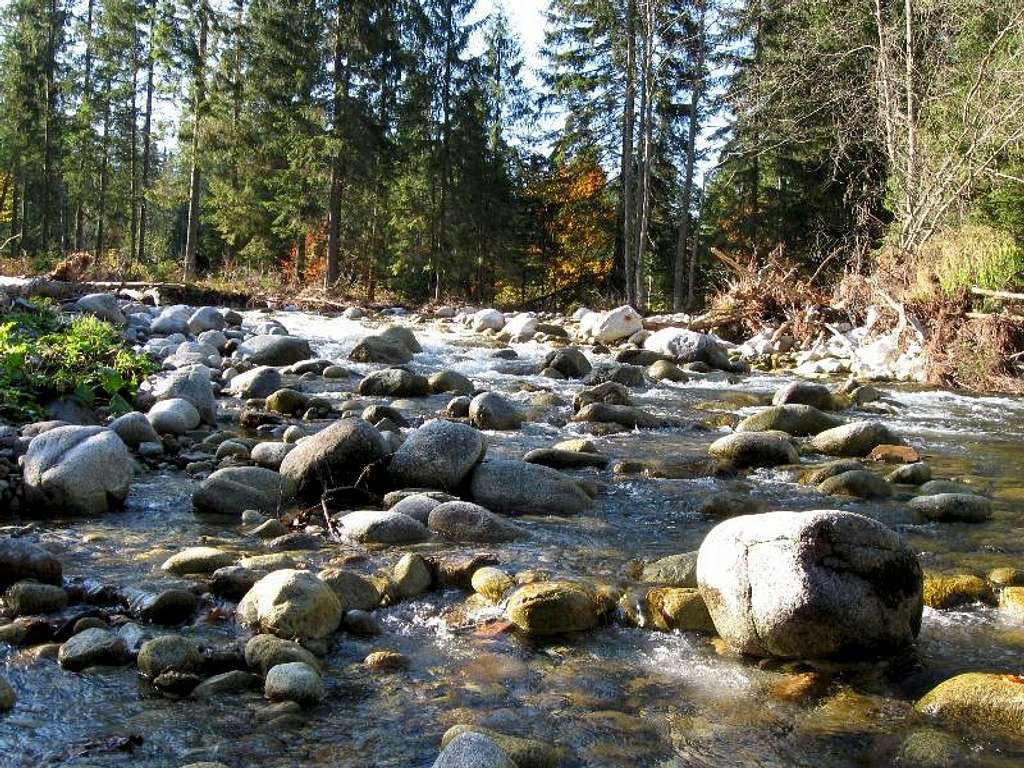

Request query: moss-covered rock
[
  {"left": 645, "top": 587, "right": 716, "bottom": 633},
  {"left": 999, "top": 586, "right": 1024, "bottom": 619},
  {"left": 923, "top": 574, "right": 995, "bottom": 609},
  {"left": 471, "top": 566, "right": 514, "bottom": 603},
  {"left": 916, "top": 672, "right": 1024, "bottom": 734},
  {"left": 736, "top": 404, "right": 843, "bottom": 436},
  {"left": 505, "top": 581, "right": 598, "bottom": 636},
  {"left": 818, "top": 470, "right": 893, "bottom": 499}
]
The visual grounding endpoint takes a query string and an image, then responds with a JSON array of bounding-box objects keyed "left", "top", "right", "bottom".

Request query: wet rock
[
  {"left": 642, "top": 587, "right": 716, "bottom": 633},
  {"left": 137, "top": 635, "right": 202, "bottom": 677},
  {"left": 999, "top": 586, "right": 1024, "bottom": 619},
  {"left": 867, "top": 444, "right": 921, "bottom": 464},
  {"left": 920, "top": 479, "right": 980, "bottom": 496},
  {"left": 0, "top": 539, "right": 62, "bottom": 588},
  {"left": 0, "top": 676, "right": 15, "bottom": 711},
  {"left": 818, "top": 470, "right": 893, "bottom": 499},
  {"left": 503, "top": 313, "right": 539, "bottom": 341},
  {"left": 989, "top": 567, "right": 1024, "bottom": 588},
  {"left": 264, "top": 661, "right": 323, "bottom": 706},
  {"left": 923, "top": 574, "right": 994, "bottom": 609},
  {"left": 888, "top": 462, "right": 932, "bottom": 485},
  {"left": 364, "top": 649, "right": 408, "bottom": 670},
  {"left": 191, "top": 669, "right": 261, "bottom": 700},
  {"left": 640, "top": 552, "right": 698, "bottom": 587},
  {"left": 250, "top": 518, "right": 288, "bottom": 539},
  {"left": 148, "top": 398, "right": 201, "bottom": 435},
  {"left": 809, "top": 421, "right": 902, "bottom": 457},
  {"left": 266, "top": 388, "right": 309, "bottom": 416},
  {"left": 472, "top": 308, "right": 506, "bottom": 332},
  {"left": 279, "top": 418, "right": 387, "bottom": 499},
  {"left": 801, "top": 459, "right": 864, "bottom": 485},
  {"left": 251, "top": 441, "right": 294, "bottom": 471},
  {"left": 342, "top": 609, "right": 383, "bottom": 636},
  {"left": 428, "top": 501, "right": 520, "bottom": 543},
  {"left": 5, "top": 581, "right": 68, "bottom": 615},
  {"left": 151, "top": 305, "right": 192, "bottom": 335},
  {"left": 389, "top": 420, "right": 486, "bottom": 491},
  {"left": 109, "top": 411, "right": 160, "bottom": 448},
  {"left": 441, "top": 725, "right": 560, "bottom": 768},
  {"left": 338, "top": 510, "right": 429, "bottom": 545},
  {"left": 589, "top": 306, "right": 642, "bottom": 344},
  {"left": 193, "top": 467, "right": 297, "bottom": 518},
  {"left": 131, "top": 588, "right": 198, "bottom": 625},
  {"left": 644, "top": 327, "right": 730, "bottom": 368},
  {"left": 236, "top": 569, "right": 342, "bottom": 640},
  {"left": 187, "top": 306, "right": 225, "bottom": 334},
  {"left": 349, "top": 334, "right": 414, "bottom": 365},
  {"left": 472, "top": 567, "right": 514, "bottom": 602},
  {"left": 708, "top": 432, "right": 798, "bottom": 468},
  {"left": 697, "top": 510, "right": 923, "bottom": 659},
  {"left": 736, "top": 405, "right": 843, "bottom": 437},
  {"left": 433, "top": 732, "right": 515, "bottom": 768},
  {"left": 162, "top": 546, "right": 236, "bottom": 576},
  {"left": 428, "top": 370, "right": 475, "bottom": 395},
  {"left": 469, "top": 393, "right": 523, "bottom": 431},
  {"left": 317, "top": 568, "right": 381, "bottom": 611},
  {"left": 697, "top": 491, "right": 767, "bottom": 518},
  {"left": 582, "top": 362, "right": 646, "bottom": 389},
  {"left": 572, "top": 381, "right": 632, "bottom": 411},
  {"left": 896, "top": 728, "right": 970, "bottom": 768},
  {"left": 389, "top": 494, "right": 443, "bottom": 524},
  {"left": 572, "top": 403, "right": 672, "bottom": 430},
  {"left": 358, "top": 368, "right": 429, "bottom": 397},
  {"left": 211, "top": 566, "right": 260, "bottom": 600},
  {"left": 523, "top": 448, "right": 608, "bottom": 470},
  {"left": 647, "top": 359, "right": 688, "bottom": 382},
  {"left": 772, "top": 382, "right": 837, "bottom": 411},
  {"left": 244, "top": 634, "right": 321, "bottom": 676},
  {"left": 446, "top": 396, "right": 472, "bottom": 418},
  {"left": 393, "top": 553, "right": 433, "bottom": 598},
  {"left": 505, "top": 581, "right": 598, "bottom": 636},
  {"left": 916, "top": 672, "right": 1024, "bottom": 734},
  {"left": 74, "top": 293, "right": 125, "bottom": 325},
  {"left": 149, "top": 365, "right": 217, "bottom": 424},
  {"left": 542, "top": 348, "right": 592, "bottom": 378},
  {"left": 469, "top": 459, "right": 592, "bottom": 515},
  {"left": 237, "top": 335, "right": 312, "bottom": 366},
  {"left": 23, "top": 425, "right": 133, "bottom": 516},
  {"left": 58, "top": 627, "right": 128, "bottom": 670},
  {"left": 909, "top": 493, "right": 992, "bottom": 523}
]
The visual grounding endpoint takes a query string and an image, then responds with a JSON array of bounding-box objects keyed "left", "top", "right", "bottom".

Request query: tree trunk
[
  {"left": 633, "top": 0, "right": 655, "bottom": 312},
  {"left": 295, "top": 235, "right": 306, "bottom": 282},
  {"left": 41, "top": 0, "right": 60, "bottom": 251},
  {"left": 621, "top": 0, "right": 638, "bottom": 307},
  {"left": 75, "top": 0, "right": 96, "bottom": 253},
  {"left": 326, "top": 1, "right": 347, "bottom": 288},
  {"left": 95, "top": 89, "right": 111, "bottom": 260},
  {"left": 183, "top": 7, "right": 208, "bottom": 281},
  {"left": 9, "top": 171, "right": 20, "bottom": 259},
  {"left": 901, "top": 0, "right": 916, "bottom": 251},
  {"left": 686, "top": 178, "right": 708, "bottom": 310},
  {"left": 128, "top": 62, "right": 139, "bottom": 270},
  {"left": 137, "top": 0, "right": 156, "bottom": 265}
]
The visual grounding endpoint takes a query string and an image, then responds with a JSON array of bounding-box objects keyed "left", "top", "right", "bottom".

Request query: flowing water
[{"left": 2, "top": 311, "right": 1024, "bottom": 767}]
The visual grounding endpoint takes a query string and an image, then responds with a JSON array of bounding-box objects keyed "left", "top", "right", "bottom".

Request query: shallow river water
[{"left": 2, "top": 311, "right": 1024, "bottom": 767}]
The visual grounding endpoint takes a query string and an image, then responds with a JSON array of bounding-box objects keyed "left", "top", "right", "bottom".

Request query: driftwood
[{"left": 971, "top": 286, "right": 1024, "bottom": 302}]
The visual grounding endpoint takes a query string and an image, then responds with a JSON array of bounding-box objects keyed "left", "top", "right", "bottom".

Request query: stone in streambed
[
  {"left": 229, "top": 366, "right": 282, "bottom": 398},
  {"left": 469, "top": 392, "right": 523, "bottom": 431},
  {"left": 441, "top": 725, "right": 561, "bottom": 768},
  {"left": 388, "top": 420, "right": 486, "bottom": 491},
  {"left": 278, "top": 418, "right": 387, "bottom": 499},
  {"left": 923, "top": 574, "right": 994, "bottom": 609},
  {"left": 916, "top": 672, "right": 1024, "bottom": 734},
  {"left": 338, "top": 510, "right": 429, "bottom": 545},
  {"left": 0, "top": 677, "right": 15, "bottom": 712},
  {"left": 244, "top": 633, "right": 321, "bottom": 676},
  {"left": 909, "top": 493, "right": 992, "bottom": 523},
  {"left": 639, "top": 587, "right": 716, "bottom": 633},
  {"left": 162, "top": 546, "right": 235, "bottom": 576},
  {"left": 58, "top": 627, "right": 128, "bottom": 670},
  {"left": 736, "top": 405, "right": 843, "bottom": 437},
  {"left": 433, "top": 732, "right": 516, "bottom": 768},
  {"left": 236, "top": 569, "right": 342, "bottom": 640},
  {"left": 109, "top": 411, "right": 160, "bottom": 448},
  {"left": 137, "top": 635, "right": 202, "bottom": 677},
  {"left": 505, "top": 581, "right": 598, "bottom": 636},
  {"left": 237, "top": 335, "right": 311, "bottom": 366},
  {"left": 772, "top": 381, "right": 837, "bottom": 411},
  {"left": 523, "top": 448, "right": 608, "bottom": 470},
  {"left": 888, "top": 462, "right": 932, "bottom": 485},
  {"left": 317, "top": 568, "right": 381, "bottom": 611},
  {"left": 193, "top": 467, "right": 297, "bottom": 518},
  {"left": 571, "top": 403, "right": 675, "bottom": 429},
  {"left": 428, "top": 370, "right": 475, "bottom": 395},
  {"left": 640, "top": 552, "right": 698, "bottom": 588},
  {"left": 388, "top": 494, "right": 442, "bottom": 524},
  {"left": 264, "top": 661, "right": 323, "bottom": 706},
  {"left": 428, "top": 501, "right": 520, "bottom": 543},
  {"left": 4, "top": 581, "right": 68, "bottom": 615},
  {"left": 708, "top": 432, "right": 797, "bottom": 468},
  {"left": 809, "top": 421, "right": 902, "bottom": 457},
  {"left": 471, "top": 567, "right": 515, "bottom": 603},
  {"left": 393, "top": 553, "right": 433, "bottom": 598},
  {"left": 191, "top": 669, "right": 261, "bottom": 700},
  {"left": 818, "top": 470, "right": 893, "bottom": 499},
  {"left": 358, "top": 368, "right": 429, "bottom": 397},
  {"left": 468, "top": 459, "right": 592, "bottom": 515},
  {"left": 0, "top": 539, "right": 62, "bottom": 589}
]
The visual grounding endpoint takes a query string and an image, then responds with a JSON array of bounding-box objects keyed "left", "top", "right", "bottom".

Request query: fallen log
[
  {"left": 971, "top": 286, "right": 1024, "bottom": 302},
  {"left": 0, "top": 276, "right": 258, "bottom": 308}
]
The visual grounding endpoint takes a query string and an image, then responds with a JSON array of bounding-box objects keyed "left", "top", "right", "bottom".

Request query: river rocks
[
  {"left": 137, "top": 635, "right": 202, "bottom": 677},
  {"left": 920, "top": 479, "right": 979, "bottom": 496},
  {"left": 923, "top": 574, "right": 994, "bottom": 609},
  {"left": 188, "top": 306, "right": 226, "bottom": 334},
  {"left": 131, "top": 588, "right": 198, "bottom": 625},
  {"left": 109, "top": 411, "right": 160, "bottom": 448},
  {"left": 572, "top": 403, "right": 670, "bottom": 430},
  {"left": 523, "top": 448, "right": 608, "bottom": 470},
  {"left": 647, "top": 359, "right": 688, "bottom": 382},
  {"left": 74, "top": 293, "right": 125, "bottom": 325},
  {"left": 266, "top": 388, "right": 309, "bottom": 415},
  {"left": 349, "top": 334, "right": 414, "bottom": 365},
  {"left": 149, "top": 365, "right": 217, "bottom": 424},
  {"left": 471, "top": 567, "right": 515, "bottom": 602},
  {"left": 641, "top": 552, "right": 698, "bottom": 588},
  {"left": 505, "top": 581, "right": 598, "bottom": 636},
  {"left": 394, "top": 553, "right": 433, "bottom": 598},
  {"left": 818, "top": 470, "right": 893, "bottom": 499},
  {"left": 251, "top": 441, "right": 294, "bottom": 471},
  {"left": 441, "top": 725, "right": 560, "bottom": 768},
  {"left": 736, "top": 405, "right": 843, "bottom": 437},
  {"left": 542, "top": 348, "right": 592, "bottom": 378},
  {"left": 279, "top": 418, "right": 387, "bottom": 498},
  {"left": 999, "top": 587, "right": 1024, "bottom": 619},
  {"left": 237, "top": 335, "right": 312, "bottom": 366},
  {"left": 389, "top": 420, "right": 486, "bottom": 491},
  {"left": 162, "top": 546, "right": 235, "bottom": 576},
  {"left": 469, "top": 459, "right": 592, "bottom": 515},
  {"left": 644, "top": 327, "right": 730, "bottom": 368},
  {"left": 151, "top": 305, "right": 191, "bottom": 335},
  {"left": 245, "top": 634, "right": 320, "bottom": 676},
  {"left": 433, "top": 731, "right": 516, "bottom": 768},
  {"left": 809, "top": 421, "right": 902, "bottom": 457},
  {"left": 264, "top": 662, "right": 323, "bottom": 706},
  {"left": 0, "top": 539, "right": 62, "bottom": 588},
  {"left": 0, "top": 677, "right": 14, "bottom": 712},
  {"left": 230, "top": 366, "right": 283, "bottom": 398},
  {"left": 428, "top": 370, "right": 475, "bottom": 395},
  {"left": 708, "top": 432, "right": 798, "bottom": 468},
  {"left": 503, "top": 313, "right": 539, "bottom": 341},
  {"left": 472, "top": 308, "right": 506, "bottom": 332},
  {"left": 573, "top": 381, "right": 632, "bottom": 411},
  {"left": 191, "top": 670, "right": 261, "bottom": 700},
  {"left": 772, "top": 382, "right": 837, "bottom": 411},
  {"left": 643, "top": 587, "right": 716, "bottom": 633},
  {"left": 148, "top": 398, "right": 201, "bottom": 435},
  {"left": 388, "top": 494, "right": 443, "bottom": 524},
  {"left": 888, "top": 462, "right": 932, "bottom": 485},
  {"left": 317, "top": 568, "right": 381, "bottom": 611},
  {"left": 589, "top": 305, "right": 642, "bottom": 344},
  {"left": 5, "top": 581, "right": 68, "bottom": 615},
  {"left": 23, "top": 425, "right": 133, "bottom": 516},
  {"left": 909, "top": 493, "right": 992, "bottom": 523},
  {"left": 338, "top": 510, "right": 429, "bottom": 545},
  {"left": 469, "top": 393, "right": 523, "bottom": 431},
  {"left": 696, "top": 510, "right": 923, "bottom": 659},
  {"left": 916, "top": 672, "right": 1024, "bottom": 734},
  {"left": 193, "top": 467, "right": 297, "bottom": 518},
  {"left": 58, "top": 628, "right": 128, "bottom": 670},
  {"left": 427, "top": 501, "right": 520, "bottom": 543},
  {"left": 358, "top": 368, "right": 429, "bottom": 397},
  {"left": 236, "top": 569, "right": 342, "bottom": 640}
]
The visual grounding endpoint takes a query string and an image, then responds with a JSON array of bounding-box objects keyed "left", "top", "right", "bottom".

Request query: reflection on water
[{"left": 2, "top": 311, "right": 1024, "bottom": 766}]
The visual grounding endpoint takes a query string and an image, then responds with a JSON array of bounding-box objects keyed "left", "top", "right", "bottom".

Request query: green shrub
[
  {"left": 0, "top": 302, "right": 154, "bottom": 422},
  {"left": 916, "top": 224, "right": 1024, "bottom": 296}
]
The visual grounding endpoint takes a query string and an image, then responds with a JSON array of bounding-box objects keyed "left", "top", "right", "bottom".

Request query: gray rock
[
  {"left": 468, "top": 459, "right": 592, "bottom": 516},
  {"left": 446, "top": 396, "right": 471, "bottom": 418},
  {"left": 647, "top": 359, "right": 689, "bottom": 382},
  {"left": 888, "top": 462, "right": 932, "bottom": 485},
  {"left": 432, "top": 732, "right": 515, "bottom": 768},
  {"left": 23, "top": 426, "right": 133, "bottom": 516},
  {"left": 210, "top": 566, "right": 260, "bottom": 599},
  {"left": 708, "top": 432, "right": 798, "bottom": 468},
  {"left": 338, "top": 510, "right": 429, "bottom": 545},
  {"left": 773, "top": 381, "right": 837, "bottom": 411},
  {"left": 341, "top": 609, "right": 383, "bottom": 636},
  {"left": 380, "top": 325, "right": 422, "bottom": 353},
  {"left": 197, "top": 329, "right": 228, "bottom": 351},
  {"left": 130, "top": 588, "right": 197, "bottom": 625},
  {"left": 164, "top": 341, "right": 222, "bottom": 369},
  {"left": 571, "top": 403, "right": 672, "bottom": 429},
  {"left": 428, "top": 370, "right": 475, "bottom": 395},
  {"left": 137, "top": 635, "right": 202, "bottom": 677},
  {"left": 230, "top": 366, "right": 283, "bottom": 398},
  {"left": 389, "top": 420, "right": 486, "bottom": 491},
  {"left": 193, "top": 467, "right": 297, "bottom": 518},
  {"left": 641, "top": 552, "right": 698, "bottom": 587},
  {"left": 644, "top": 328, "right": 730, "bottom": 368},
  {"left": 150, "top": 305, "right": 191, "bottom": 335},
  {"left": 542, "top": 348, "right": 592, "bottom": 378},
  {"left": 278, "top": 418, "right": 387, "bottom": 499},
  {"left": 188, "top": 307, "right": 226, "bottom": 334},
  {"left": 149, "top": 365, "right": 217, "bottom": 423},
  {"left": 45, "top": 395, "right": 98, "bottom": 425},
  {"left": 148, "top": 398, "right": 201, "bottom": 435},
  {"left": 920, "top": 479, "right": 980, "bottom": 496},
  {"left": 191, "top": 669, "right": 261, "bottom": 699},
  {"left": 818, "top": 470, "right": 893, "bottom": 499},
  {"left": 110, "top": 411, "right": 160, "bottom": 448},
  {"left": 236, "top": 569, "right": 342, "bottom": 639},
  {"left": 5, "top": 580, "right": 68, "bottom": 615},
  {"left": 162, "top": 546, "right": 236, "bottom": 576},
  {"left": 237, "top": 335, "right": 312, "bottom": 366},
  {"left": 809, "top": 421, "right": 902, "bottom": 457},
  {"left": 357, "top": 368, "right": 429, "bottom": 397},
  {"left": 0, "top": 676, "right": 14, "bottom": 711},
  {"left": 264, "top": 661, "right": 323, "bottom": 706},
  {"left": 572, "top": 381, "right": 632, "bottom": 411},
  {"left": 388, "top": 494, "right": 442, "bottom": 524},
  {"left": 736, "top": 405, "right": 843, "bottom": 437},
  {"left": 696, "top": 510, "right": 923, "bottom": 658},
  {"left": 394, "top": 553, "right": 433, "bottom": 598},
  {"left": 427, "top": 501, "right": 520, "bottom": 543},
  {"left": 251, "top": 441, "right": 294, "bottom": 471},
  {"left": 244, "top": 633, "right": 321, "bottom": 675},
  {"left": 582, "top": 362, "right": 646, "bottom": 389},
  {"left": 0, "top": 539, "right": 62, "bottom": 589},
  {"left": 58, "top": 628, "right": 128, "bottom": 670},
  {"left": 523, "top": 447, "right": 608, "bottom": 470},
  {"left": 909, "top": 493, "right": 992, "bottom": 523},
  {"left": 349, "top": 334, "right": 413, "bottom": 365},
  {"left": 316, "top": 568, "right": 381, "bottom": 611},
  {"left": 74, "top": 293, "right": 125, "bottom": 325},
  {"left": 469, "top": 392, "right": 523, "bottom": 431}
]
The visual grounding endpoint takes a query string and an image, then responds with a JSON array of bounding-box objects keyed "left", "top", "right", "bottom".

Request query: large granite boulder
[
  {"left": 388, "top": 420, "right": 486, "bottom": 491},
  {"left": 468, "top": 459, "right": 591, "bottom": 516},
  {"left": 236, "top": 569, "right": 342, "bottom": 640},
  {"left": 237, "top": 335, "right": 312, "bottom": 366},
  {"left": 193, "top": 467, "right": 297, "bottom": 517},
  {"left": 278, "top": 419, "right": 387, "bottom": 499}
]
